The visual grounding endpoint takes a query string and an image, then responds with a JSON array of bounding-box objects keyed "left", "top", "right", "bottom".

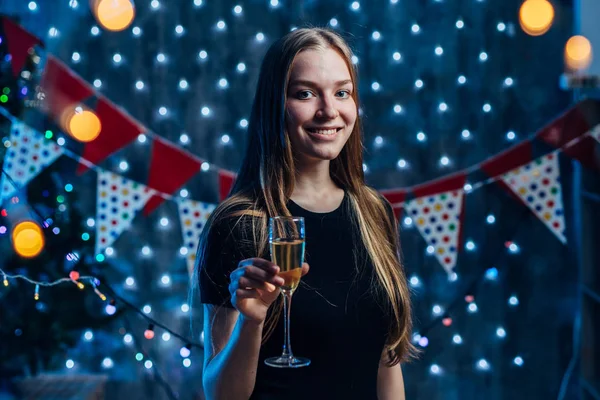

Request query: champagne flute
[{"left": 264, "top": 216, "right": 310, "bottom": 368}]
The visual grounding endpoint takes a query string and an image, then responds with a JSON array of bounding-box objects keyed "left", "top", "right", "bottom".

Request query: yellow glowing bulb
[
  {"left": 3, "top": 278, "right": 8, "bottom": 286},
  {"left": 68, "top": 110, "right": 101, "bottom": 142},
  {"left": 95, "top": 0, "right": 135, "bottom": 32},
  {"left": 565, "top": 35, "right": 593, "bottom": 71},
  {"left": 519, "top": 0, "right": 554, "bottom": 36},
  {"left": 12, "top": 221, "right": 44, "bottom": 258},
  {"left": 77, "top": 282, "right": 85, "bottom": 289}
]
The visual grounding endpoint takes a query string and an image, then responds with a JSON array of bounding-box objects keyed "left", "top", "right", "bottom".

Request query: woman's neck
[{"left": 293, "top": 159, "right": 338, "bottom": 196}]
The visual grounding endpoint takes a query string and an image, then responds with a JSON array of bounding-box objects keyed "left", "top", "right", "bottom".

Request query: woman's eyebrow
[{"left": 289, "top": 79, "right": 353, "bottom": 88}]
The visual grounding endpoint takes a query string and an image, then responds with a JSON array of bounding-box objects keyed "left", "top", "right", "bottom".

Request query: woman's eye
[
  {"left": 337, "top": 90, "right": 351, "bottom": 98},
  {"left": 297, "top": 90, "right": 313, "bottom": 99}
]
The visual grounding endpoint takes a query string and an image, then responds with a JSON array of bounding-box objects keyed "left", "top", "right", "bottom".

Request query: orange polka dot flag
[
  {"left": 0, "top": 122, "right": 64, "bottom": 204},
  {"left": 501, "top": 153, "right": 566, "bottom": 244},
  {"left": 176, "top": 198, "right": 216, "bottom": 276},
  {"left": 95, "top": 170, "right": 154, "bottom": 254}
]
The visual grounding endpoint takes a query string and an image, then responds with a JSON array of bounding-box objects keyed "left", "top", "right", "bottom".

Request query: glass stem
[{"left": 281, "top": 290, "right": 294, "bottom": 360}]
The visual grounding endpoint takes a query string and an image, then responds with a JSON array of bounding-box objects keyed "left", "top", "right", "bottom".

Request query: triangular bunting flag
[
  {"left": 381, "top": 189, "right": 407, "bottom": 222},
  {"left": 96, "top": 171, "right": 154, "bottom": 254},
  {"left": 0, "top": 122, "right": 64, "bottom": 204},
  {"left": 177, "top": 198, "right": 216, "bottom": 277},
  {"left": 77, "top": 98, "right": 144, "bottom": 175},
  {"left": 1, "top": 17, "right": 43, "bottom": 76},
  {"left": 143, "top": 138, "right": 201, "bottom": 216},
  {"left": 404, "top": 189, "right": 464, "bottom": 275},
  {"left": 218, "top": 170, "right": 236, "bottom": 201},
  {"left": 501, "top": 153, "right": 566, "bottom": 244}
]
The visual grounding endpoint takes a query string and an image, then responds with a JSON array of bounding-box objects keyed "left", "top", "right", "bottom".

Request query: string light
[{"left": 144, "top": 324, "right": 155, "bottom": 340}]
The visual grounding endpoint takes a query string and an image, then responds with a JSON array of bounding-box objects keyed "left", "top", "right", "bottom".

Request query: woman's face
[{"left": 285, "top": 47, "right": 357, "bottom": 163}]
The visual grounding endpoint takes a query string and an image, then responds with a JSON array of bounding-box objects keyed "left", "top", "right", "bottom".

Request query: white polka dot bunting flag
[
  {"left": 404, "top": 190, "right": 464, "bottom": 275},
  {"left": 96, "top": 170, "right": 154, "bottom": 254},
  {"left": 177, "top": 198, "right": 216, "bottom": 276},
  {"left": 0, "top": 122, "right": 64, "bottom": 204},
  {"left": 501, "top": 153, "right": 566, "bottom": 244}
]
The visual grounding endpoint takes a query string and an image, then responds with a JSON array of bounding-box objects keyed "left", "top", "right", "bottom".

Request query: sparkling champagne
[{"left": 271, "top": 238, "right": 305, "bottom": 292}]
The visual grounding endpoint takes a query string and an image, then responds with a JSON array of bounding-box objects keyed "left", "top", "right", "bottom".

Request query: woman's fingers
[
  {"left": 301, "top": 262, "right": 310, "bottom": 277},
  {"left": 230, "top": 275, "right": 279, "bottom": 294},
  {"left": 232, "top": 264, "right": 284, "bottom": 286}
]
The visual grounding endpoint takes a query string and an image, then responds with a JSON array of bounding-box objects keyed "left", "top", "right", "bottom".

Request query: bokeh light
[
  {"left": 67, "top": 109, "right": 102, "bottom": 142},
  {"left": 12, "top": 221, "right": 45, "bottom": 258},
  {"left": 564, "top": 35, "right": 593, "bottom": 71},
  {"left": 519, "top": 0, "right": 554, "bottom": 36},
  {"left": 94, "top": 0, "right": 135, "bottom": 32}
]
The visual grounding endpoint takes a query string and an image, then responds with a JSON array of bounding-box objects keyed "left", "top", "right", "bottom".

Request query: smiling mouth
[{"left": 305, "top": 127, "right": 342, "bottom": 136}]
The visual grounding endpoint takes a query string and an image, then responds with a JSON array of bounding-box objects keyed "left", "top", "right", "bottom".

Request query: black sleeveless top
[{"left": 199, "top": 191, "right": 395, "bottom": 399}]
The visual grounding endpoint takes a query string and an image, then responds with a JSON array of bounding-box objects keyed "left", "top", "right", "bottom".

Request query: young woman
[{"left": 193, "top": 27, "right": 416, "bottom": 400}]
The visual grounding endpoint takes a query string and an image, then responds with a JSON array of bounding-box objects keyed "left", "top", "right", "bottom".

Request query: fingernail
[{"left": 274, "top": 266, "right": 280, "bottom": 272}]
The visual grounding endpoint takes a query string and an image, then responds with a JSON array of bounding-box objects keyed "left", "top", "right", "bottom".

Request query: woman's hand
[{"left": 229, "top": 258, "right": 310, "bottom": 323}]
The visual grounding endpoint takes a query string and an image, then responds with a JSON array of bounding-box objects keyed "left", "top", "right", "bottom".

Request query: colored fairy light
[
  {"left": 485, "top": 267, "right": 498, "bottom": 280},
  {"left": 144, "top": 324, "right": 155, "bottom": 339}
]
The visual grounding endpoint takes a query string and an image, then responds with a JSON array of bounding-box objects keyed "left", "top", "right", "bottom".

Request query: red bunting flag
[
  {"left": 1, "top": 17, "right": 43, "bottom": 76},
  {"left": 39, "top": 56, "right": 94, "bottom": 120},
  {"left": 77, "top": 97, "right": 144, "bottom": 174},
  {"left": 218, "top": 170, "right": 236, "bottom": 201},
  {"left": 143, "top": 138, "right": 201, "bottom": 215},
  {"left": 380, "top": 189, "right": 406, "bottom": 221},
  {"left": 536, "top": 100, "right": 596, "bottom": 171}
]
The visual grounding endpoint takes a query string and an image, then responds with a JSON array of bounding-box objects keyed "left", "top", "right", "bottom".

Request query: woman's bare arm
[
  {"left": 202, "top": 304, "right": 264, "bottom": 400},
  {"left": 377, "top": 349, "right": 405, "bottom": 400}
]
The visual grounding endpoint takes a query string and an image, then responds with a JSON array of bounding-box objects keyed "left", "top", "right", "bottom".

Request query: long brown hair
[{"left": 192, "top": 27, "right": 417, "bottom": 365}]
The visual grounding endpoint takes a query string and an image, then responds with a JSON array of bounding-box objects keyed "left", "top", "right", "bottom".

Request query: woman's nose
[{"left": 315, "top": 98, "right": 339, "bottom": 119}]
